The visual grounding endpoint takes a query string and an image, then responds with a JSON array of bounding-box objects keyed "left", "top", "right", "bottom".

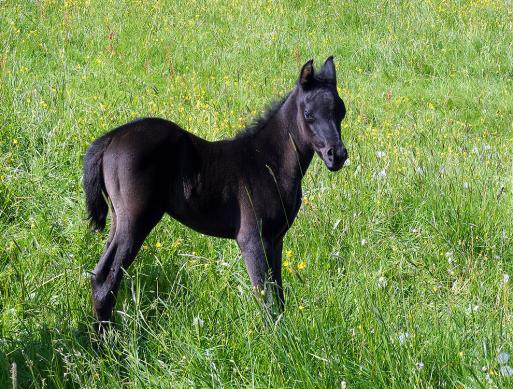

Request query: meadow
[{"left": 1, "top": 0, "right": 513, "bottom": 387}]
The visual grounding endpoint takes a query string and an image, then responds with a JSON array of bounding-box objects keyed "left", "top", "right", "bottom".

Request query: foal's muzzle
[{"left": 321, "top": 144, "right": 348, "bottom": 171}]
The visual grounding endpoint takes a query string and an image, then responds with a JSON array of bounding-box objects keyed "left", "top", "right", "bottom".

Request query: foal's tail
[{"left": 83, "top": 134, "right": 112, "bottom": 231}]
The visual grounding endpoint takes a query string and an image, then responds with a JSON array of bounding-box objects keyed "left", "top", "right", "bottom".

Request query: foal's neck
[{"left": 254, "top": 89, "right": 314, "bottom": 183}]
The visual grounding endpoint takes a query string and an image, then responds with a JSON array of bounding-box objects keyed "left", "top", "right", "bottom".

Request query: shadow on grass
[{"left": 0, "top": 319, "right": 95, "bottom": 388}]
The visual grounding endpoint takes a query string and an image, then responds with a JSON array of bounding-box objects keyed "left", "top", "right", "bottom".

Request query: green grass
[{"left": 1, "top": 0, "right": 513, "bottom": 386}]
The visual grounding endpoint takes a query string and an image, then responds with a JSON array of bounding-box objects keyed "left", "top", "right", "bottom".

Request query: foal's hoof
[
  {"left": 267, "top": 311, "right": 284, "bottom": 327},
  {"left": 92, "top": 302, "right": 115, "bottom": 332},
  {"left": 261, "top": 298, "right": 284, "bottom": 326},
  {"left": 93, "top": 319, "right": 113, "bottom": 335},
  {"left": 92, "top": 307, "right": 114, "bottom": 334},
  {"left": 89, "top": 320, "right": 114, "bottom": 352}
]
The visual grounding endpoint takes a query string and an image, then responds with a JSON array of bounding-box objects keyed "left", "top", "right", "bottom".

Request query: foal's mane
[{"left": 234, "top": 92, "right": 291, "bottom": 139}]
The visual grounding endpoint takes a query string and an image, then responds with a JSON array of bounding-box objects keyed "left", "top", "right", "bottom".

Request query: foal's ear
[
  {"left": 299, "top": 59, "right": 314, "bottom": 87},
  {"left": 320, "top": 56, "right": 336, "bottom": 86}
]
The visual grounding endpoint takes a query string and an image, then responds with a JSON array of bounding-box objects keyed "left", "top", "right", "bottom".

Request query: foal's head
[{"left": 295, "top": 57, "right": 348, "bottom": 171}]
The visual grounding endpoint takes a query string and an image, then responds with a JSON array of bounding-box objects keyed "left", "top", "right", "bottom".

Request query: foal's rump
[{"left": 83, "top": 118, "right": 190, "bottom": 230}]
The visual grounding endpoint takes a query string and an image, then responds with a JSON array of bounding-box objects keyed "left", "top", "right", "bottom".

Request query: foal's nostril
[{"left": 327, "top": 148, "right": 334, "bottom": 158}]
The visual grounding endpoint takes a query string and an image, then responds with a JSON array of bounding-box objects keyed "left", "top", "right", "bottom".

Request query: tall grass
[{"left": 1, "top": 0, "right": 513, "bottom": 386}]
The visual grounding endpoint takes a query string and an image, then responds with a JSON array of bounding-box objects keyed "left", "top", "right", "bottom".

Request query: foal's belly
[{"left": 166, "top": 200, "right": 238, "bottom": 240}]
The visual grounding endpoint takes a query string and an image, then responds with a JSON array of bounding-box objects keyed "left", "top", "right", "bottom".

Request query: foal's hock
[{"left": 83, "top": 57, "right": 348, "bottom": 326}]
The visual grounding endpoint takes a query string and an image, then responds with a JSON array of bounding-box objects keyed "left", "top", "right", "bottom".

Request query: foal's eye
[{"left": 304, "top": 110, "right": 314, "bottom": 122}]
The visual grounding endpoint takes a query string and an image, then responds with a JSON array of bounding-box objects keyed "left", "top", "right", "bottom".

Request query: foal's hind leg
[
  {"left": 104, "top": 207, "right": 117, "bottom": 250},
  {"left": 91, "top": 209, "right": 162, "bottom": 326}
]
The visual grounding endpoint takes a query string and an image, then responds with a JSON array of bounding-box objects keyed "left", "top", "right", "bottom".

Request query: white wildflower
[
  {"left": 498, "top": 352, "right": 510, "bottom": 364},
  {"left": 500, "top": 365, "right": 513, "bottom": 377},
  {"left": 466, "top": 304, "right": 479, "bottom": 314},
  {"left": 192, "top": 316, "right": 204, "bottom": 328},
  {"left": 398, "top": 332, "right": 410, "bottom": 344},
  {"left": 373, "top": 169, "right": 387, "bottom": 179},
  {"left": 377, "top": 276, "right": 388, "bottom": 288}
]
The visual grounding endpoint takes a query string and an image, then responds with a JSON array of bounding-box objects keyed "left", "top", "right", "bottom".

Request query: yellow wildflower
[
  {"left": 155, "top": 241, "right": 162, "bottom": 248},
  {"left": 171, "top": 238, "right": 182, "bottom": 250},
  {"left": 297, "top": 261, "right": 306, "bottom": 270}
]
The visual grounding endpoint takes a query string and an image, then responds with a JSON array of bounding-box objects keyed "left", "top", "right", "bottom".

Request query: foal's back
[{"left": 102, "top": 118, "right": 241, "bottom": 239}]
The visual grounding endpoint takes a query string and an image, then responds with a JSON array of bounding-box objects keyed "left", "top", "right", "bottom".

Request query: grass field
[{"left": 1, "top": 0, "right": 513, "bottom": 387}]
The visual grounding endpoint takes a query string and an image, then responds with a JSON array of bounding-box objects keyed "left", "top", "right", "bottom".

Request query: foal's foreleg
[
  {"left": 237, "top": 233, "right": 282, "bottom": 315},
  {"left": 271, "top": 237, "right": 284, "bottom": 311},
  {"left": 237, "top": 234, "right": 271, "bottom": 290}
]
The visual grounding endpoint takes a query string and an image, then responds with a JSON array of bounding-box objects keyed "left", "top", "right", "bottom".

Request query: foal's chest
[{"left": 257, "top": 181, "right": 302, "bottom": 235}]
